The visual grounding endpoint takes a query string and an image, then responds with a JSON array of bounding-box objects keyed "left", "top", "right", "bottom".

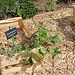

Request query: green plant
[
  {"left": 0, "top": 0, "right": 18, "bottom": 18},
  {"left": 47, "top": 0, "right": 56, "bottom": 11},
  {"left": 21, "top": 20, "right": 61, "bottom": 66},
  {"left": 0, "top": 20, "right": 62, "bottom": 66},
  {"left": 0, "top": 0, "right": 38, "bottom": 19},
  {"left": 0, "top": 36, "right": 21, "bottom": 58},
  {"left": 51, "top": 47, "right": 61, "bottom": 59},
  {"left": 51, "top": 47, "right": 61, "bottom": 67},
  {"left": 33, "top": 20, "right": 61, "bottom": 45},
  {"left": 0, "top": 43, "right": 2, "bottom": 45},
  {"left": 17, "top": 0, "right": 39, "bottom": 19}
]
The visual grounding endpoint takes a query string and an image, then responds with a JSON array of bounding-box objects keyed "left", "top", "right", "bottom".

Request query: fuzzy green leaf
[
  {"left": 0, "top": 43, "right": 2, "bottom": 45},
  {"left": 14, "top": 44, "right": 22, "bottom": 53},
  {"left": 12, "top": 36, "right": 18, "bottom": 41},
  {"left": 24, "top": 45, "right": 31, "bottom": 53},
  {"left": 33, "top": 35, "right": 37, "bottom": 38},
  {"left": 57, "top": 27, "right": 62, "bottom": 31},
  {"left": 53, "top": 47, "right": 59, "bottom": 52},
  {"left": 46, "top": 20, "right": 51, "bottom": 24},
  {"left": 51, "top": 51, "right": 62, "bottom": 59},
  {"left": 1, "top": 47, "right": 5, "bottom": 52},
  {"left": 36, "top": 49, "right": 44, "bottom": 60},
  {"left": 33, "top": 20, "right": 37, "bottom": 26},
  {"left": 28, "top": 57, "right": 33, "bottom": 66},
  {"left": 51, "top": 35, "right": 61, "bottom": 44},
  {"left": 45, "top": 47, "right": 50, "bottom": 54},
  {"left": 33, "top": 20, "right": 43, "bottom": 28},
  {"left": 32, "top": 58, "right": 37, "bottom": 63},
  {"left": 14, "top": 36, "right": 18, "bottom": 40}
]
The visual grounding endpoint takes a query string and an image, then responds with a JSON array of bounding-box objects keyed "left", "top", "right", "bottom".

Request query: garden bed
[{"left": 0, "top": 8, "right": 75, "bottom": 75}]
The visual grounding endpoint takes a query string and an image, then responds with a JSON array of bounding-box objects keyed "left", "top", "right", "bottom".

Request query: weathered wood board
[
  {"left": 73, "top": 7, "right": 75, "bottom": 24},
  {"left": 0, "top": 52, "right": 41, "bottom": 67},
  {"left": 2, "top": 61, "right": 42, "bottom": 75},
  {"left": 0, "top": 17, "right": 31, "bottom": 38}
]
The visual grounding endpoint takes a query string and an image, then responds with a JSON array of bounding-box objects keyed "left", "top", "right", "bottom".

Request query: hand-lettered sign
[{"left": 5, "top": 27, "right": 18, "bottom": 40}]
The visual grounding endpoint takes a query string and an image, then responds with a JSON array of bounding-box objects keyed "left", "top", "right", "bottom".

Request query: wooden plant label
[{"left": 5, "top": 27, "right": 18, "bottom": 40}]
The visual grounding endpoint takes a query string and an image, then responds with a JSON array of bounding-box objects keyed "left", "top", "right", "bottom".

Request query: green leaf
[
  {"left": 39, "top": 49, "right": 44, "bottom": 55},
  {"left": 32, "top": 58, "right": 37, "bottom": 63},
  {"left": 28, "top": 57, "right": 33, "bottom": 66},
  {"left": 7, "top": 42, "right": 12, "bottom": 47},
  {"left": 7, "top": 54, "right": 13, "bottom": 58},
  {"left": 1, "top": 47, "right": 5, "bottom": 52},
  {"left": 33, "top": 35, "right": 37, "bottom": 38},
  {"left": 42, "top": 35, "right": 47, "bottom": 41},
  {"left": 57, "top": 27, "right": 62, "bottom": 31},
  {"left": 24, "top": 45, "right": 31, "bottom": 53},
  {"left": 12, "top": 36, "right": 18, "bottom": 41},
  {"left": 22, "top": 59, "right": 28, "bottom": 62},
  {"left": 31, "top": 42, "right": 40, "bottom": 48},
  {"left": 53, "top": 47, "right": 59, "bottom": 52},
  {"left": 45, "top": 47, "right": 50, "bottom": 54},
  {"left": 46, "top": 20, "right": 51, "bottom": 24},
  {"left": 51, "top": 51, "right": 62, "bottom": 59},
  {"left": 6, "top": 65, "right": 12, "bottom": 69},
  {"left": 36, "top": 49, "right": 44, "bottom": 60},
  {"left": 51, "top": 40, "right": 55, "bottom": 44},
  {"left": 33, "top": 20, "right": 43, "bottom": 27},
  {"left": 51, "top": 35, "right": 61, "bottom": 44},
  {"left": 33, "top": 20, "right": 37, "bottom": 26},
  {"left": 14, "top": 44, "right": 22, "bottom": 53},
  {"left": 45, "top": 29, "right": 50, "bottom": 33},
  {"left": 14, "top": 36, "right": 18, "bottom": 40},
  {"left": 0, "top": 43, "right": 2, "bottom": 45}
]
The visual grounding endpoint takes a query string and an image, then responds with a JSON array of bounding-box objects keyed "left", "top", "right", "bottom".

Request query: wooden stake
[
  {"left": 18, "top": 18, "right": 31, "bottom": 38},
  {"left": 18, "top": 18, "right": 23, "bottom": 30},
  {"left": 73, "top": 7, "right": 75, "bottom": 24}
]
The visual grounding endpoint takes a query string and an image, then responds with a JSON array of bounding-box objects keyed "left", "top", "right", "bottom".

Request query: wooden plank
[
  {"left": 2, "top": 62, "right": 42, "bottom": 75},
  {"left": 18, "top": 18, "right": 23, "bottom": 30},
  {"left": 0, "top": 52, "right": 41, "bottom": 67},
  {"left": 0, "top": 22, "right": 19, "bottom": 28},
  {"left": 18, "top": 18, "right": 31, "bottom": 37},
  {"left": 0, "top": 17, "right": 22, "bottom": 24},
  {"left": 73, "top": 7, "right": 75, "bottom": 24},
  {"left": 2, "top": 66, "right": 33, "bottom": 75},
  {"left": 0, "top": 17, "right": 31, "bottom": 38},
  {"left": 2, "top": 67, "right": 21, "bottom": 75},
  {"left": 23, "top": 24, "right": 31, "bottom": 38}
]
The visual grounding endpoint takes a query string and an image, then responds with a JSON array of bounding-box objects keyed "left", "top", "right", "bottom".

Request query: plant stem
[
  {"left": 12, "top": 37, "right": 15, "bottom": 50},
  {"left": 52, "top": 59, "right": 54, "bottom": 67}
]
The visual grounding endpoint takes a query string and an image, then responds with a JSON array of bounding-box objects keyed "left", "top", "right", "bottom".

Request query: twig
[{"left": 29, "top": 30, "right": 39, "bottom": 40}]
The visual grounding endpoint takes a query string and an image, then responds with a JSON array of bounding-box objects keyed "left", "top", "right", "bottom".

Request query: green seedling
[
  {"left": 57, "top": 27, "right": 62, "bottom": 31},
  {"left": 51, "top": 47, "right": 62, "bottom": 59},
  {"left": 46, "top": 20, "right": 51, "bottom": 24},
  {"left": 0, "top": 43, "right": 2, "bottom": 45},
  {"left": 0, "top": 20, "right": 61, "bottom": 66}
]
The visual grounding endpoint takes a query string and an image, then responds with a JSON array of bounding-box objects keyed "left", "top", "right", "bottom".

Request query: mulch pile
[
  {"left": 23, "top": 8, "right": 75, "bottom": 75},
  {"left": 0, "top": 8, "right": 75, "bottom": 75}
]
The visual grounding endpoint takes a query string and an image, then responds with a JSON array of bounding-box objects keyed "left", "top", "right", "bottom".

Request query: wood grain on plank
[
  {"left": 0, "top": 17, "right": 31, "bottom": 38},
  {"left": 73, "top": 7, "right": 75, "bottom": 24}
]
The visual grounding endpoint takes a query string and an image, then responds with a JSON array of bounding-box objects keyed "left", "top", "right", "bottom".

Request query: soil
[{"left": 33, "top": 0, "right": 75, "bottom": 14}]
